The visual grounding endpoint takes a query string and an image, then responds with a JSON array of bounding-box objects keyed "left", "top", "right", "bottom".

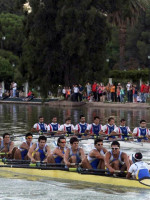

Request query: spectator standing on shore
[
  {"left": 120, "top": 86, "right": 125, "bottom": 103},
  {"left": 73, "top": 85, "right": 79, "bottom": 102},
  {"left": 129, "top": 85, "right": 133, "bottom": 102},
  {"left": 62, "top": 87, "right": 66, "bottom": 99},
  {"left": 144, "top": 83, "right": 149, "bottom": 103},
  {"left": 133, "top": 84, "right": 138, "bottom": 103},
  {"left": 106, "top": 83, "right": 111, "bottom": 102},
  {"left": 110, "top": 84, "right": 115, "bottom": 102},
  {"left": 97, "top": 83, "right": 102, "bottom": 102},
  {"left": 12, "top": 82, "right": 17, "bottom": 97},
  {"left": 140, "top": 82, "right": 146, "bottom": 103},
  {"left": 0, "top": 83, "right": 2, "bottom": 98},
  {"left": 79, "top": 84, "right": 84, "bottom": 102},
  {"left": 126, "top": 82, "right": 131, "bottom": 102},
  {"left": 116, "top": 84, "right": 121, "bottom": 102},
  {"left": 92, "top": 81, "right": 97, "bottom": 101},
  {"left": 85, "top": 82, "right": 91, "bottom": 98}
]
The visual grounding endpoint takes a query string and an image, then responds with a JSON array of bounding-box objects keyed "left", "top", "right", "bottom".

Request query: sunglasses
[
  {"left": 60, "top": 141, "right": 66, "bottom": 144},
  {"left": 111, "top": 147, "right": 119, "bottom": 150},
  {"left": 27, "top": 137, "right": 33, "bottom": 139},
  {"left": 97, "top": 144, "right": 103, "bottom": 146}
]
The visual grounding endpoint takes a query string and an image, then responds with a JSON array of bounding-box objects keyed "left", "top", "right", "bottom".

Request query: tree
[
  {"left": 105, "top": 0, "right": 148, "bottom": 70},
  {"left": 20, "top": 0, "right": 110, "bottom": 96}
]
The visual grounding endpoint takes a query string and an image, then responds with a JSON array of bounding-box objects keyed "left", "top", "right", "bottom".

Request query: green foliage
[
  {"left": 110, "top": 69, "right": 149, "bottom": 82},
  {"left": 20, "top": 0, "right": 110, "bottom": 96}
]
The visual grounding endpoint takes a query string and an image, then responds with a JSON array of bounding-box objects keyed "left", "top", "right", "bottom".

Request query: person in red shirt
[
  {"left": 144, "top": 83, "right": 149, "bottom": 102},
  {"left": 140, "top": 82, "right": 146, "bottom": 103},
  {"left": 92, "top": 81, "right": 97, "bottom": 101}
]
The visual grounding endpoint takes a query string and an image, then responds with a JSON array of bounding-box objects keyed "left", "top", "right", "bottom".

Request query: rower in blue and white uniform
[
  {"left": 32, "top": 116, "right": 48, "bottom": 133},
  {"left": 48, "top": 136, "right": 67, "bottom": 163},
  {"left": 28, "top": 136, "right": 51, "bottom": 162},
  {"left": 64, "top": 137, "right": 85, "bottom": 168},
  {"left": 47, "top": 117, "right": 60, "bottom": 133},
  {"left": 102, "top": 117, "right": 117, "bottom": 139},
  {"left": 0, "top": 133, "right": 15, "bottom": 158},
  {"left": 75, "top": 115, "right": 88, "bottom": 138},
  {"left": 112, "top": 119, "right": 132, "bottom": 139},
  {"left": 105, "top": 141, "right": 131, "bottom": 173},
  {"left": 58, "top": 117, "right": 75, "bottom": 135},
  {"left": 127, "top": 152, "right": 150, "bottom": 179},
  {"left": 86, "top": 116, "right": 103, "bottom": 136},
  {"left": 133, "top": 120, "right": 150, "bottom": 142},
  {"left": 82, "top": 139, "right": 107, "bottom": 169},
  {"left": 14, "top": 133, "right": 33, "bottom": 160}
]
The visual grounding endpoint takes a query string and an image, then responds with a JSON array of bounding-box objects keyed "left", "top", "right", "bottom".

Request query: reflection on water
[{"left": 0, "top": 104, "right": 150, "bottom": 134}]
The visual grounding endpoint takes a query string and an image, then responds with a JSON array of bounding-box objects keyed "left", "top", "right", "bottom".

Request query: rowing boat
[{"left": 0, "top": 162, "right": 149, "bottom": 189}]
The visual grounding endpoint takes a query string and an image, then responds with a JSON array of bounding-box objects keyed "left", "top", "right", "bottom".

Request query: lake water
[{"left": 0, "top": 104, "right": 150, "bottom": 199}]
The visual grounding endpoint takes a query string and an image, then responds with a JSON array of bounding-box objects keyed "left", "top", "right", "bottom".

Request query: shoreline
[{"left": 0, "top": 98, "right": 149, "bottom": 109}]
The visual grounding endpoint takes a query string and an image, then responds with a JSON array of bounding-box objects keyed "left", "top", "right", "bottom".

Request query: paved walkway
[{"left": 0, "top": 98, "right": 149, "bottom": 109}]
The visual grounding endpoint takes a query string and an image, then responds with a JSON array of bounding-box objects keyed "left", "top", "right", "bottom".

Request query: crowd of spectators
[{"left": 60, "top": 81, "right": 150, "bottom": 103}]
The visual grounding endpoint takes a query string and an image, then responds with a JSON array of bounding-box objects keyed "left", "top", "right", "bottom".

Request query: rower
[
  {"left": 47, "top": 117, "right": 60, "bottom": 134},
  {"left": 75, "top": 115, "right": 88, "bottom": 138},
  {"left": 0, "top": 133, "right": 16, "bottom": 158},
  {"left": 64, "top": 136, "right": 85, "bottom": 168},
  {"left": 102, "top": 117, "right": 117, "bottom": 140},
  {"left": 14, "top": 133, "right": 33, "bottom": 160},
  {"left": 48, "top": 136, "right": 67, "bottom": 163},
  {"left": 27, "top": 136, "right": 51, "bottom": 163},
  {"left": 58, "top": 117, "right": 75, "bottom": 135},
  {"left": 105, "top": 141, "right": 131, "bottom": 173},
  {"left": 82, "top": 138, "right": 107, "bottom": 169},
  {"left": 133, "top": 120, "right": 150, "bottom": 142},
  {"left": 112, "top": 119, "right": 132, "bottom": 139},
  {"left": 86, "top": 116, "right": 103, "bottom": 136},
  {"left": 127, "top": 152, "right": 150, "bottom": 179},
  {"left": 31, "top": 116, "right": 48, "bottom": 133}
]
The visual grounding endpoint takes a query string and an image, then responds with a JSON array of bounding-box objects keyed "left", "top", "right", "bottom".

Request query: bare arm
[
  {"left": 122, "top": 152, "right": 130, "bottom": 171},
  {"left": 79, "top": 148, "right": 86, "bottom": 161},
  {"left": 104, "top": 152, "right": 115, "bottom": 173},
  {"left": 64, "top": 148, "right": 71, "bottom": 167},
  {"left": 27, "top": 143, "right": 36, "bottom": 162},
  {"left": 89, "top": 149, "right": 104, "bottom": 160},
  {"left": 126, "top": 172, "right": 132, "bottom": 179},
  {"left": 20, "top": 142, "right": 30, "bottom": 150},
  {"left": 53, "top": 148, "right": 65, "bottom": 158},
  {"left": 9, "top": 141, "right": 14, "bottom": 154}
]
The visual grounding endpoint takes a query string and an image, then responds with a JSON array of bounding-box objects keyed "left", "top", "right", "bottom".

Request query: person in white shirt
[
  {"left": 13, "top": 82, "right": 17, "bottom": 97},
  {"left": 58, "top": 117, "right": 75, "bottom": 134},
  {"left": 126, "top": 152, "right": 150, "bottom": 179},
  {"left": 32, "top": 116, "right": 48, "bottom": 133},
  {"left": 112, "top": 119, "right": 132, "bottom": 139},
  {"left": 75, "top": 115, "right": 88, "bottom": 138},
  {"left": 102, "top": 117, "right": 117, "bottom": 140},
  {"left": 133, "top": 120, "right": 150, "bottom": 142},
  {"left": 73, "top": 85, "right": 79, "bottom": 102},
  {"left": 126, "top": 82, "right": 131, "bottom": 102},
  {"left": 47, "top": 117, "right": 60, "bottom": 133},
  {"left": 86, "top": 116, "right": 103, "bottom": 136}
]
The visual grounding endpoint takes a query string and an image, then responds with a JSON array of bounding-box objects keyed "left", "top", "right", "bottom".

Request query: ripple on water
[{"left": 0, "top": 178, "right": 150, "bottom": 200}]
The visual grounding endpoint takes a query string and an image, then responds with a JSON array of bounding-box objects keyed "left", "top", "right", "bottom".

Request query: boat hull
[{"left": 0, "top": 165, "right": 149, "bottom": 189}]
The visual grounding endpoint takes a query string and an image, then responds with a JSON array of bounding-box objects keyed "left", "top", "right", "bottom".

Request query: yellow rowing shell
[{"left": 0, "top": 165, "right": 149, "bottom": 189}]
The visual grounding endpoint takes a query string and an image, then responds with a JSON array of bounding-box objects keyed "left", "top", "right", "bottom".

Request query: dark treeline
[{"left": 0, "top": 0, "right": 149, "bottom": 96}]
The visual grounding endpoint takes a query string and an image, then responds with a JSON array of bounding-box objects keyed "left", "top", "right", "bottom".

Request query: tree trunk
[{"left": 119, "top": 24, "right": 127, "bottom": 70}]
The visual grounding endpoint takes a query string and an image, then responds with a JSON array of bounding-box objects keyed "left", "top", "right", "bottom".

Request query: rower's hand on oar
[
  {"left": 109, "top": 168, "right": 115, "bottom": 173},
  {"left": 66, "top": 161, "right": 71, "bottom": 167},
  {"left": 31, "top": 158, "right": 36, "bottom": 163}
]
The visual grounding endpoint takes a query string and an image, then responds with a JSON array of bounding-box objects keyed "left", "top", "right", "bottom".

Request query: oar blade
[{"left": 139, "top": 177, "right": 150, "bottom": 187}]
